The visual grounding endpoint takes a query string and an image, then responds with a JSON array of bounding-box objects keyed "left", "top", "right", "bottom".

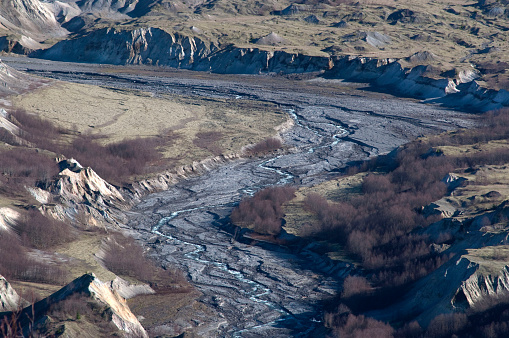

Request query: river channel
[{"left": 5, "top": 57, "right": 475, "bottom": 336}]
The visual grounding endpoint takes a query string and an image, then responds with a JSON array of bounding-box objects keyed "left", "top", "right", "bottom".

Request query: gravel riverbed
[{"left": 4, "top": 57, "right": 476, "bottom": 336}]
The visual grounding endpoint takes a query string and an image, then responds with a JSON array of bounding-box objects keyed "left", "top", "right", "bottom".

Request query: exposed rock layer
[{"left": 35, "top": 26, "right": 509, "bottom": 111}]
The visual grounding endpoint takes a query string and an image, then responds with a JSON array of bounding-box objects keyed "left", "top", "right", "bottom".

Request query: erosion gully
[{"left": 5, "top": 57, "right": 475, "bottom": 336}]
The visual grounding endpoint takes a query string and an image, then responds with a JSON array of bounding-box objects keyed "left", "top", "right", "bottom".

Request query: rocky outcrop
[
  {"left": 325, "top": 56, "right": 508, "bottom": 112},
  {"left": 110, "top": 277, "right": 155, "bottom": 299},
  {"left": 30, "top": 159, "right": 128, "bottom": 227},
  {"left": 368, "top": 248, "right": 509, "bottom": 326},
  {"left": 0, "top": 274, "right": 26, "bottom": 312},
  {"left": 0, "top": 0, "right": 67, "bottom": 40},
  {"left": 34, "top": 26, "right": 508, "bottom": 110},
  {"left": 0, "top": 207, "right": 20, "bottom": 232},
  {"left": 35, "top": 27, "right": 331, "bottom": 74},
  {"left": 23, "top": 273, "right": 148, "bottom": 337},
  {"left": 36, "top": 27, "right": 218, "bottom": 68}
]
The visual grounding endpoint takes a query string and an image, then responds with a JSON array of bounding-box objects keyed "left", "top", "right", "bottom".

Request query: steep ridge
[
  {"left": 36, "top": 26, "right": 330, "bottom": 74},
  {"left": 8, "top": 273, "right": 148, "bottom": 337},
  {"left": 0, "top": 0, "right": 66, "bottom": 40},
  {"left": 35, "top": 26, "right": 509, "bottom": 111},
  {"left": 368, "top": 247, "right": 509, "bottom": 327},
  {"left": 29, "top": 159, "right": 129, "bottom": 228},
  {"left": 326, "top": 56, "right": 509, "bottom": 112}
]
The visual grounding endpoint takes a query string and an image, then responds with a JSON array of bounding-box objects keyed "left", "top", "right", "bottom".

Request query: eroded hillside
[{"left": 2, "top": 0, "right": 508, "bottom": 111}]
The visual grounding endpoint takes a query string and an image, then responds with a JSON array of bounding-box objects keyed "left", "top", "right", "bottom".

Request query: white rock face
[
  {"left": 38, "top": 27, "right": 331, "bottom": 74},
  {"left": 0, "top": 274, "right": 25, "bottom": 312},
  {"left": 35, "top": 273, "right": 148, "bottom": 337},
  {"left": 38, "top": 161, "right": 127, "bottom": 227},
  {"left": 0, "top": 207, "right": 20, "bottom": 232},
  {"left": 88, "top": 274, "right": 148, "bottom": 337},
  {"left": 0, "top": 0, "right": 66, "bottom": 39},
  {"left": 110, "top": 276, "right": 155, "bottom": 299},
  {"left": 455, "top": 260, "right": 509, "bottom": 308}
]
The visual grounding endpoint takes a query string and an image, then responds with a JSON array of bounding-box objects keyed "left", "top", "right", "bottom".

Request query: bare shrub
[
  {"left": 395, "top": 321, "right": 423, "bottom": 338},
  {"left": 231, "top": 186, "right": 296, "bottom": 236},
  {"left": 47, "top": 293, "right": 120, "bottom": 334},
  {"left": 0, "top": 128, "right": 20, "bottom": 146},
  {"left": 15, "top": 210, "right": 75, "bottom": 249},
  {"left": 103, "top": 235, "right": 155, "bottom": 281},
  {"left": 361, "top": 174, "right": 393, "bottom": 194},
  {"left": 245, "top": 137, "right": 283, "bottom": 156},
  {"left": 193, "top": 131, "right": 223, "bottom": 156},
  {"left": 342, "top": 275, "right": 372, "bottom": 297},
  {"left": 426, "top": 313, "right": 467, "bottom": 338},
  {"left": 334, "top": 314, "right": 394, "bottom": 338},
  {"left": 0, "top": 148, "right": 59, "bottom": 194},
  {"left": 103, "top": 234, "right": 190, "bottom": 292},
  {"left": 63, "top": 135, "right": 164, "bottom": 184},
  {"left": 9, "top": 109, "right": 62, "bottom": 151},
  {"left": 0, "top": 232, "right": 68, "bottom": 285},
  {"left": 49, "top": 293, "right": 92, "bottom": 320}
]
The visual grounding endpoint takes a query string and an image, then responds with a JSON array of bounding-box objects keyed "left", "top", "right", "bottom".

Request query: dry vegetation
[
  {"left": 231, "top": 108, "right": 509, "bottom": 335},
  {"left": 103, "top": 233, "right": 191, "bottom": 292},
  {"left": 231, "top": 186, "right": 296, "bottom": 236},
  {"left": 0, "top": 75, "right": 289, "bottom": 335},
  {"left": 13, "top": 82, "right": 288, "bottom": 167},
  {"left": 318, "top": 108, "right": 509, "bottom": 335}
]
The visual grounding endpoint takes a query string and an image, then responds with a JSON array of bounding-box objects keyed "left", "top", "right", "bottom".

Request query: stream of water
[{"left": 3, "top": 57, "right": 475, "bottom": 336}]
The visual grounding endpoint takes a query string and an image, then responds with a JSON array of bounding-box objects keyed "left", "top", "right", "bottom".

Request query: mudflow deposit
[{"left": 1, "top": 0, "right": 509, "bottom": 336}]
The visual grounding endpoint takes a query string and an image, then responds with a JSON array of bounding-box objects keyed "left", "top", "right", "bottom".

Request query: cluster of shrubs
[
  {"left": 62, "top": 135, "right": 164, "bottom": 184},
  {"left": 103, "top": 233, "right": 190, "bottom": 292},
  {"left": 231, "top": 186, "right": 296, "bottom": 236},
  {"left": 0, "top": 229, "right": 68, "bottom": 285},
  {"left": 15, "top": 209, "right": 75, "bottom": 249},
  {"left": 4, "top": 108, "right": 172, "bottom": 185},
  {"left": 193, "top": 131, "right": 223, "bottom": 156},
  {"left": 0, "top": 208, "right": 76, "bottom": 285},
  {"left": 0, "top": 148, "right": 60, "bottom": 195},
  {"left": 0, "top": 109, "right": 184, "bottom": 289},
  {"left": 317, "top": 108, "right": 509, "bottom": 334},
  {"left": 326, "top": 296, "right": 509, "bottom": 338},
  {"left": 244, "top": 137, "right": 283, "bottom": 156}
]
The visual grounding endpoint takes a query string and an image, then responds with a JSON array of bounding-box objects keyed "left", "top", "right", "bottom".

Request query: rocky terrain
[
  {"left": 0, "top": 0, "right": 508, "bottom": 336},
  {"left": 0, "top": 56, "right": 480, "bottom": 336},
  {"left": 1, "top": 0, "right": 508, "bottom": 111},
  {"left": 5, "top": 58, "right": 477, "bottom": 334}
]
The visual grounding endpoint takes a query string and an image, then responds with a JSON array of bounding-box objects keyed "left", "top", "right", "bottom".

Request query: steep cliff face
[
  {"left": 35, "top": 26, "right": 508, "bottom": 111},
  {"left": 367, "top": 249, "right": 509, "bottom": 327},
  {"left": 23, "top": 273, "right": 148, "bottom": 337},
  {"left": 0, "top": 207, "right": 19, "bottom": 232},
  {"left": 37, "top": 27, "right": 218, "bottom": 68},
  {"left": 29, "top": 159, "right": 128, "bottom": 228},
  {"left": 454, "top": 252, "right": 509, "bottom": 309},
  {"left": 36, "top": 26, "right": 330, "bottom": 74}
]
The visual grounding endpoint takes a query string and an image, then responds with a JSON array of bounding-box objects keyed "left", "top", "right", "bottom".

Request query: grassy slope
[{"left": 13, "top": 81, "right": 288, "bottom": 167}]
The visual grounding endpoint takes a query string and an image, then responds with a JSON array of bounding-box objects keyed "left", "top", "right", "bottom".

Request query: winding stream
[
  {"left": 4, "top": 57, "right": 476, "bottom": 336},
  {"left": 127, "top": 94, "right": 472, "bottom": 336}
]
